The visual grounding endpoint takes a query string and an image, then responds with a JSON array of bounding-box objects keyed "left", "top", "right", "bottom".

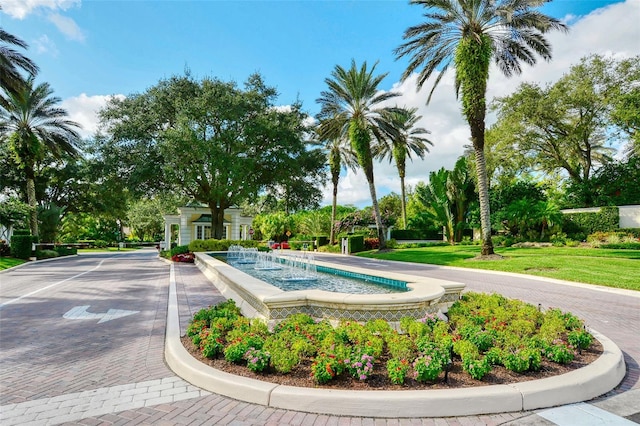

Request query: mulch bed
[{"left": 181, "top": 335, "right": 602, "bottom": 390}]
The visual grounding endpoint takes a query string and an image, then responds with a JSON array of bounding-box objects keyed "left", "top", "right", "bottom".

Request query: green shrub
[
  {"left": 202, "top": 331, "right": 225, "bottom": 358},
  {"left": 568, "top": 330, "right": 593, "bottom": 351},
  {"left": 170, "top": 245, "right": 190, "bottom": 256},
  {"left": 312, "top": 354, "right": 342, "bottom": 384},
  {"left": 54, "top": 246, "right": 77, "bottom": 256},
  {"left": 35, "top": 249, "right": 59, "bottom": 259},
  {"left": 244, "top": 347, "right": 271, "bottom": 372},
  {"left": 391, "top": 228, "right": 442, "bottom": 240},
  {"left": 188, "top": 239, "right": 261, "bottom": 252},
  {"left": 224, "top": 334, "right": 264, "bottom": 363},
  {"left": 264, "top": 338, "right": 300, "bottom": 373},
  {"left": 544, "top": 343, "right": 575, "bottom": 364},
  {"left": 563, "top": 206, "right": 619, "bottom": 236},
  {"left": 413, "top": 347, "right": 445, "bottom": 382},
  {"left": 347, "top": 235, "right": 365, "bottom": 253},
  {"left": 10, "top": 234, "right": 35, "bottom": 259},
  {"left": 387, "top": 358, "right": 411, "bottom": 385},
  {"left": 462, "top": 356, "right": 491, "bottom": 380}
]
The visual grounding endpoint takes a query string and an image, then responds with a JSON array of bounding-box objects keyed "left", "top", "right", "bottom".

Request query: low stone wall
[{"left": 194, "top": 252, "right": 465, "bottom": 327}]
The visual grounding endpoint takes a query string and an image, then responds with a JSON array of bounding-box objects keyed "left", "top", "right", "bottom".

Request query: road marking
[
  {"left": 63, "top": 305, "right": 140, "bottom": 323},
  {"left": 0, "top": 260, "right": 106, "bottom": 309},
  {"left": 538, "top": 402, "right": 636, "bottom": 425}
]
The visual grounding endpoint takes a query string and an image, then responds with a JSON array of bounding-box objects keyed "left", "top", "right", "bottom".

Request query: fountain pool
[{"left": 194, "top": 251, "right": 465, "bottom": 327}]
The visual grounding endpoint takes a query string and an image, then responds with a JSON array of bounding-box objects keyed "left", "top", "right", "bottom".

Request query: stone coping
[
  {"left": 194, "top": 252, "right": 465, "bottom": 319},
  {"left": 165, "top": 263, "right": 626, "bottom": 418}
]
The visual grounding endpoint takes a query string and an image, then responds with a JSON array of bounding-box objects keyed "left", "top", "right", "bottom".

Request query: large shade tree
[
  {"left": 100, "top": 73, "right": 325, "bottom": 239},
  {"left": 317, "top": 60, "right": 399, "bottom": 249},
  {"left": 376, "top": 107, "right": 432, "bottom": 229},
  {"left": 0, "top": 77, "right": 81, "bottom": 238},
  {"left": 395, "top": 0, "right": 566, "bottom": 255}
]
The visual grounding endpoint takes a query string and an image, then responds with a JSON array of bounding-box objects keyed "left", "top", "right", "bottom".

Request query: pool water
[{"left": 215, "top": 255, "right": 407, "bottom": 294}]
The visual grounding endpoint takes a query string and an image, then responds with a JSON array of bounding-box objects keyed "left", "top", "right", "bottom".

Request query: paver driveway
[{"left": 0, "top": 249, "right": 638, "bottom": 425}]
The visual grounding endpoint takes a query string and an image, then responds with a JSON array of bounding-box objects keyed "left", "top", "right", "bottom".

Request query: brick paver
[{"left": 1, "top": 251, "right": 638, "bottom": 425}]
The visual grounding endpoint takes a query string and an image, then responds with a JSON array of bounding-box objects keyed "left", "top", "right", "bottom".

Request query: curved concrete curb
[{"left": 165, "top": 264, "right": 626, "bottom": 418}]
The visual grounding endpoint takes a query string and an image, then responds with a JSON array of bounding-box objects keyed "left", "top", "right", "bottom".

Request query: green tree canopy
[
  {"left": 99, "top": 72, "right": 325, "bottom": 238},
  {"left": 489, "top": 55, "right": 640, "bottom": 184},
  {"left": 0, "top": 77, "right": 81, "bottom": 238}
]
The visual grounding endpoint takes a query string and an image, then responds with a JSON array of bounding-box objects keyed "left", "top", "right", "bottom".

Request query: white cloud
[
  {"left": 33, "top": 34, "right": 58, "bottom": 56},
  {"left": 325, "top": 0, "right": 640, "bottom": 207},
  {"left": 1, "top": 0, "right": 80, "bottom": 19},
  {"left": 61, "top": 93, "right": 125, "bottom": 139},
  {"left": 48, "top": 12, "right": 85, "bottom": 41}
]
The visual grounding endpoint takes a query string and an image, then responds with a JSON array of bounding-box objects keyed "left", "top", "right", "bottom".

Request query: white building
[{"left": 162, "top": 205, "right": 253, "bottom": 249}]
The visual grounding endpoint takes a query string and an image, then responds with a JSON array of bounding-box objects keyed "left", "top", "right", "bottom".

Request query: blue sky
[{"left": 1, "top": 0, "right": 639, "bottom": 207}]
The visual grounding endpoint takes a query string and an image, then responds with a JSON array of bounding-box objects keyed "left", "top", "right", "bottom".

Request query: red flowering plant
[{"left": 172, "top": 252, "right": 195, "bottom": 263}]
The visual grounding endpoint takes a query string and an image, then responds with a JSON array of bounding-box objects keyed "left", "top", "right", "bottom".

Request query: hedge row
[
  {"left": 10, "top": 230, "right": 36, "bottom": 259},
  {"left": 188, "top": 239, "right": 261, "bottom": 252},
  {"left": 563, "top": 206, "right": 619, "bottom": 236}
]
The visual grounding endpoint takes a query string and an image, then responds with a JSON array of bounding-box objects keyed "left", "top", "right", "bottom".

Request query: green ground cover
[
  {"left": 359, "top": 246, "right": 640, "bottom": 291},
  {"left": 0, "top": 258, "right": 25, "bottom": 270}
]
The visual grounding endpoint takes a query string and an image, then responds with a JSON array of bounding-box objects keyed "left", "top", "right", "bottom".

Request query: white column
[{"left": 164, "top": 222, "right": 171, "bottom": 249}]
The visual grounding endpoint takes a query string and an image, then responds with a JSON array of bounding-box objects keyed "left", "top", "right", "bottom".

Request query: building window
[{"left": 195, "top": 225, "right": 211, "bottom": 240}]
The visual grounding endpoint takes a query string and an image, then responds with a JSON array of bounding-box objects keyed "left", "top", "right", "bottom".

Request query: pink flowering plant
[
  {"left": 345, "top": 352, "right": 375, "bottom": 381},
  {"left": 244, "top": 347, "right": 271, "bottom": 373}
]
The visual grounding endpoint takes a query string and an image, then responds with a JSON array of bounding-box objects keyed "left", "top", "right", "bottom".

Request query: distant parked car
[{"left": 271, "top": 241, "right": 290, "bottom": 249}]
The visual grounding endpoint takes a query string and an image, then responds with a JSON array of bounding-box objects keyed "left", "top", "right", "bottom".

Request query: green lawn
[
  {"left": 0, "top": 257, "right": 26, "bottom": 270},
  {"left": 359, "top": 246, "right": 640, "bottom": 291}
]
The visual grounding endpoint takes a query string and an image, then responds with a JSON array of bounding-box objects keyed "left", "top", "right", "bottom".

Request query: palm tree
[
  {"left": 317, "top": 60, "right": 399, "bottom": 249},
  {"left": 395, "top": 0, "right": 567, "bottom": 256},
  {"left": 1, "top": 10, "right": 39, "bottom": 100},
  {"left": 321, "top": 130, "right": 358, "bottom": 245},
  {"left": 0, "top": 77, "right": 81, "bottom": 238},
  {"left": 376, "top": 107, "right": 432, "bottom": 229}
]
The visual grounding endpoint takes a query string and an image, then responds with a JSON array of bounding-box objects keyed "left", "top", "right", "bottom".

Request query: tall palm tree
[
  {"left": 321, "top": 131, "right": 358, "bottom": 245},
  {"left": 1, "top": 9, "right": 39, "bottom": 100},
  {"left": 376, "top": 107, "right": 432, "bottom": 229},
  {"left": 0, "top": 77, "right": 81, "bottom": 238},
  {"left": 395, "top": 0, "right": 567, "bottom": 256},
  {"left": 317, "top": 60, "right": 399, "bottom": 249}
]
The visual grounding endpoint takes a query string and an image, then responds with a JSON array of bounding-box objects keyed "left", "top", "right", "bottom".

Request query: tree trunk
[
  {"left": 369, "top": 180, "right": 386, "bottom": 249},
  {"left": 458, "top": 36, "right": 494, "bottom": 256},
  {"left": 330, "top": 179, "right": 338, "bottom": 245},
  {"left": 209, "top": 202, "right": 227, "bottom": 240},
  {"left": 400, "top": 174, "right": 407, "bottom": 230},
  {"left": 473, "top": 147, "right": 494, "bottom": 255},
  {"left": 25, "top": 167, "right": 38, "bottom": 238}
]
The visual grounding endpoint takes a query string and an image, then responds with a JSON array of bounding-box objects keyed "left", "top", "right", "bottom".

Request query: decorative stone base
[{"left": 194, "top": 252, "right": 465, "bottom": 326}]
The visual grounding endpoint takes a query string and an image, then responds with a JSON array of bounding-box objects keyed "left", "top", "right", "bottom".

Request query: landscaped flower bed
[{"left": 182, "top": 292, "right": 600, "bottom": 389}]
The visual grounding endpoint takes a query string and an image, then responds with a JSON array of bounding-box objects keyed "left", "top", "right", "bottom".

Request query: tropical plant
[
  {"left": 323, "top": 134, "right": 358, "bottom": 245},
  {"left": 0, "top": 15, "right": 39, "bottom": 100},
  {"left": 317, "top": 60, "right": 400, "bottom": 249},
  {"left": 395, "top": 0, "right": 567, "bottom": 255},
  {"left": 375, "top": 107, "right": 432, "bottom": 229},
  {"left": 0, "top": 77, "right": 81, "bottom": 237},
  {"left": 413, "top": 158, "right": 474, "bottom": 243}
]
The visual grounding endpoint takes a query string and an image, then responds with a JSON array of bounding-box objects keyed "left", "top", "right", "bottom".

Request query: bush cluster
[
  {"left": 10, "top": 230, "right": 36, "bottom": 259},
  {"left": 563, "top": 206, "right": 619, "bottom": 238},
  {"left": 188, "top": 239, "right": 261, "bottom": 252},
  {"left": 186, "top": 293, "right": 593, "bottom": 385}
]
